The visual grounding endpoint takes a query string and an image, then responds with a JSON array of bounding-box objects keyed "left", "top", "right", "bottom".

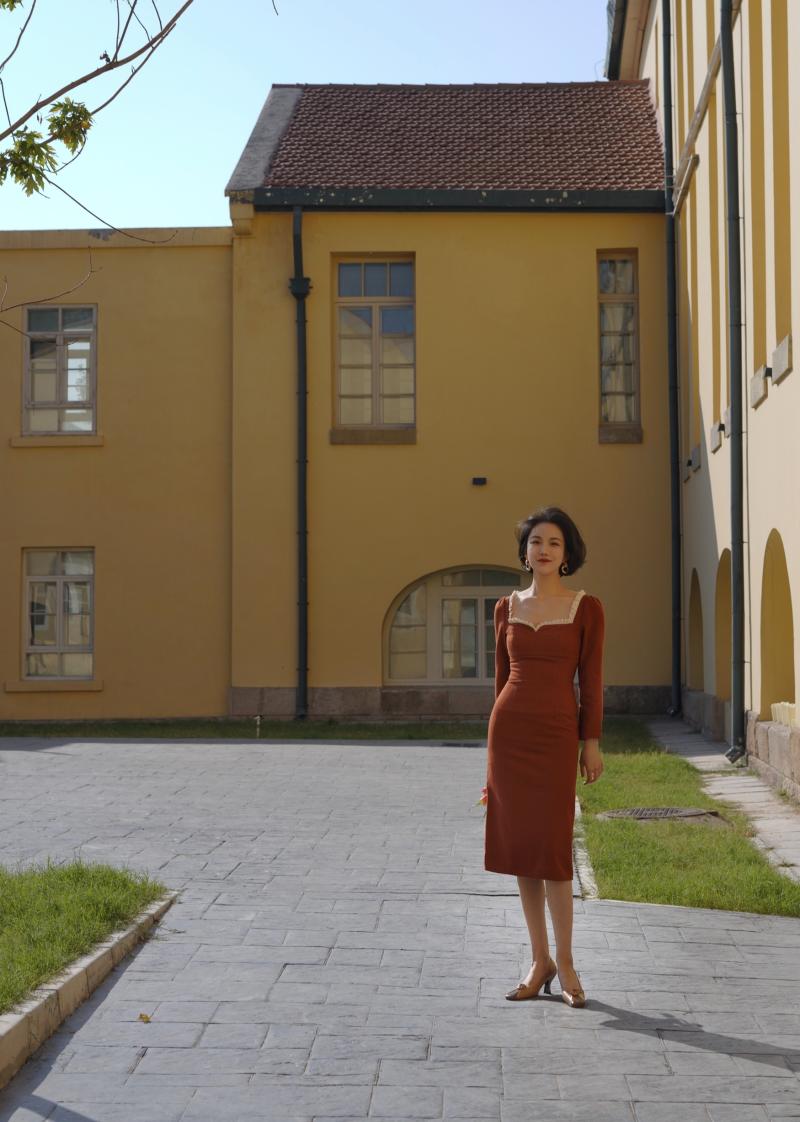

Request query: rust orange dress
[{"left": 484, "top": 589, "right": 605, "bottom": 881}]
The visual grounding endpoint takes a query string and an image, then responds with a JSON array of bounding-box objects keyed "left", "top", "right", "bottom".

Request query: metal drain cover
[{"left": 597, "top": 806, "right": 726, "bottom": 826}]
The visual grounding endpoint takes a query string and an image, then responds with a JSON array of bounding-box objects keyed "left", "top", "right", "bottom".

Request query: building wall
[
  {"left": 0, "top": 229, "right": 233, "bottom": 720},
  {"left": 630, "top": 2, "right": 799, "bottom": 762},
  {"left": 230, "top": 209, "right": 670, "bottom": 715}
]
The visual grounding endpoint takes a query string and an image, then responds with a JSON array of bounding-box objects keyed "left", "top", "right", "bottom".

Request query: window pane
[
  {"left": 598, "top": 260, "right": 615, "bottom": 294},
  {"left": 26, "top": 551, "right": 60, "bottom": 575},
  {"left": 27, "top": 408, "right": 59, "bottom": 432},
  {"left": 381, "top": 396, "right": 414, "bottom": 424},
  {"left": 29, "top": 583, "right": 58, "bottom": 645},
  {"left": 66, "top": 339, "right": 91, "bottom": 401},
  {"left": 62, "top": 409, "right": 93, "bottom": 432},
  {"left": 26, "top": 652, "right": 60, "bottom": 676},
  {"left": 27, "top": 308, "right": 59, "bottom": 332},
  {"left": 442, "top": 570, "right": 482, "bottom": 586},
  {"left": 600, "top": 334, "right": 634, "bottom": 363},
  {"left": 338, "top": 263, "right": 361, "bottom": 297},
  {"left": 389, "top": 262, "right": 414, "bottom": 297},
  {"left": 381, "top": 337, "right": 414, "bottom": 363},
  {"left": 339, "top": 337, "right": 372, "bottom": 365},
  {"left": 63, "top": 551, "right": 93, "bottom": 575},
  {"left": 601, "top": 393, "right": 636, "bottom": 422},
  {"left": 601, "top": 364, "right": 635, "bottom": 393},
  {"left": 364, "top": 263, "right": 387, "bottom": 296},
  {"left": 394, "top": 586, "right": 426, "bottom": 626},
  {"left": 389, "top": 623, "right": 426, "bottom": 654},
  {"left": 600, "top": 303, "right": 635, "bottom": 332},
  {"left": 339, "top": 397, "right": 373, "bottom": 425},
  {"left": 64, "top": 581, "right": 91, "bottom": 613},
  {"left": 480, "top": 569, "right": 524, "bottom": 587},
  {"left": 339, "top": 306, "right": 372, "bottom": 335},
  {"left": 340, "top": 368, "right": 372, "bottom": 395},
  {"left": 614, "top": 260, "right": 634, "bottom": 293},
  {"left": 381, "top": 306, "right": 414, "bottom": 335},
  {"left": 30, "top": 338, "right": 57, "bottom": 370},
  {"left": 62, "top": 653, "right": 93, "bottom": 676},
  {"left": 389, "top": 650, "right": 426, "bottom": 679},
  {"left": 32, "top": 372, "right": 58, "bottom": 403},
  {"left": 442, "top": 597, "right": 478, "bottom": 679},
  {"left": 62, "top": 307, "right": 93, "bottom": 329},
  {"left": 381, "top": 367, "right": 414, "bottom": 395},
  {"left": 65, "top": 613, "right": 91, "bottom": 646},
  {"left": 484, "top": 598, "right": 497, "bottom": 678}
]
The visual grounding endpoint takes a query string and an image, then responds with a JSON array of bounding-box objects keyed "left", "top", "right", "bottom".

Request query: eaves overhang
[{"left": 232, "top": 186, "right": 665, "bottom": 213}]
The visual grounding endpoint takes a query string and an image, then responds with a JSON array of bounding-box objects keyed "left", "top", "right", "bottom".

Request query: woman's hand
[{"left": 579, "top": 739, "right": 603, "bottom": 785}]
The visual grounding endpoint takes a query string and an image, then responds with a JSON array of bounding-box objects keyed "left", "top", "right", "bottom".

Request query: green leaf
[
  {"left": 47, "top": 98, "right": 93, "bottom": 153},
  {"left": 0, "top": 0, "right": 26, "bottom": 11},
  {"left": 0, "top": 128, "right": 58, "bottom": 195}
]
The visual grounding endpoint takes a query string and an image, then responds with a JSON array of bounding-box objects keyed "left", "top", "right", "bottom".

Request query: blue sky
[{"left": 1, "top": 0, "right": 610, "bottom": 231}]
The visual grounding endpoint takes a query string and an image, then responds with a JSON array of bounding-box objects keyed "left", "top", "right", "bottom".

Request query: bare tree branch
[
  {"left": 113, "top": 1, "right": 138, "bottom": 61},
  {"left": 42, "top": 172, "right": 178, "bottom": 244},
  {"left": 0, "top": 0, "right": 37, "bottom": 76},
  {"left": 124, "top": 0, "right": 154, "bottom": 44},
  {"left": 0, "top": 0, "right": 196, "bottom": 144},
  {"left": 0, "top": 252, "right": 101, "bottom": 337},
  {"left": 151, "top": 1, "right": 164, "bottom": 32}
]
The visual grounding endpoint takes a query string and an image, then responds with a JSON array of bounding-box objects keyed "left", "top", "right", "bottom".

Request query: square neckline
[{"left": 507, "top": 588, "right": 586, "bottom": 632}]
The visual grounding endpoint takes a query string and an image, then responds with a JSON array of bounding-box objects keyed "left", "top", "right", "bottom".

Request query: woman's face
[{"left": 525, "top": 521, "right": 566, "bottom": 575}]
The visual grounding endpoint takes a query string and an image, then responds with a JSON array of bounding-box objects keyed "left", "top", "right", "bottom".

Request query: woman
[{"left": 484, "top": 506, "right": 604, "bottom": 1008}]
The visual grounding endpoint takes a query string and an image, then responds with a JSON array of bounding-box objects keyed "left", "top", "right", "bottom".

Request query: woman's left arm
[{"left": 578, "top": 596, "right": 605, "bottom": 784}]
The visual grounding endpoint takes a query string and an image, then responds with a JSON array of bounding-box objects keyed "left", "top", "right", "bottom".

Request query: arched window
[{"left": 385, "top": 567, "right": 528, "bottom": 684}]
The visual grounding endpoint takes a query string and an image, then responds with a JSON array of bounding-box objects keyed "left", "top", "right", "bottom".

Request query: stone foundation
[
  {"left": 746, "top": 710, "right": 800, "bottom": 802},
  {"left": 229, "top": 684, "right": 673, "bottom": 720},
  {"left": 681, "top": 687, "right": 731, "bottom": 742}
]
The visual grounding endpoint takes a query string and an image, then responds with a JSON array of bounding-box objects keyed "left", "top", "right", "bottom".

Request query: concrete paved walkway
[{"left": 1, "top": 734, "right": 800, "bottom": 1121}]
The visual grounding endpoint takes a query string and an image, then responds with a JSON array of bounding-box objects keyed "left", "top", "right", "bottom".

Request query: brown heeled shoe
[
  {"left": 559, "top": 970, "right": 586, "bottom": 1008},
  {"left": 505, "top": 956, "right": 557, "bottom": 1001}
]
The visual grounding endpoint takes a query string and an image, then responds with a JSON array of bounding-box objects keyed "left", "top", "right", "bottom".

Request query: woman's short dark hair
[{"left": 516, "top": 506, "right": 587, "bottom": 575}]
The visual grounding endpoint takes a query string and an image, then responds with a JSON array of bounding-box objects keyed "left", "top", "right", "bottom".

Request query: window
[
  {"left": 335, "top": 259, "right": 415, "bottom": 428},
  {"left": 386, "top": 567, "right": 527, "bottom": 684},
  {"left": 24, "top": 306, "right": 96, "bottom": 434},
  {"left": 597, "top": 254, "right": 641, "bottom": 441},
  {"left": 24, "top": 550, "right": 94, "bottom": 678}
]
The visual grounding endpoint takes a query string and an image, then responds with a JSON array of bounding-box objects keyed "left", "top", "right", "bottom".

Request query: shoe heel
[{"left": 543, "top": 978, "right": 553, "bottom": 995}]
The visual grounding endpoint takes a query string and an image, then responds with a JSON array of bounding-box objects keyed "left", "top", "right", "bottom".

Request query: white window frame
[
  {"left": 23, "top": 305, "right": 97, "bottom": 435},
  {"left": 384, "top": 567, "right": 527, "bottom": 685},
  {"left": 334, "top": 256, "right": 415, "bottom": 429},
  {"left": 23, "top": 549, "right": 95, "bottom": 679},
  {"left": 597, "top": 251, "right": 641, "bottom": 433}
]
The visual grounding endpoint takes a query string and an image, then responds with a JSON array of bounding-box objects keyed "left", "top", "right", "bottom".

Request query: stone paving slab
[
  {"left": 648, "top": 718, "right": 800, "bottom": 882},
  {"left": 0, "top": 736, "right": 799, "bottom": 1121}
]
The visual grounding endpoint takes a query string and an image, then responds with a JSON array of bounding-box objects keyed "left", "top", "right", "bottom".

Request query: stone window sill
[
  {"left": 329, "top": 427, "right": 416, "bottom": 445},
  {"left": 598, "top": 423, "right": 642, "bottom": 444},
  {"left": 5, "top": 679, "right": 104, "bottom": 692},
  {"left": 10, "top": 435, "right": 105, "bottom": 448}
]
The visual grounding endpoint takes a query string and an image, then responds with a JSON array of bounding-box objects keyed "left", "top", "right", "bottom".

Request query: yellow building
[
  {"left": 1, "top": 4, "right": 796, "bottom": 798},
  {"left": 608, "top": 0, "right": 799, "bottom": 793}
]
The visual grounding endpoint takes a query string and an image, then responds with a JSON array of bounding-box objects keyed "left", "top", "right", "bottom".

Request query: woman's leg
[
  {"left": 516, "top": 876, "right": 551, "bottom": 983},
  {"left": 544, "top": 879, "right": 582, "bottom": 992}
]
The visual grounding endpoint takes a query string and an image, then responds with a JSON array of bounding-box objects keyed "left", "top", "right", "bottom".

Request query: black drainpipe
[
  {"left": 662, "top": 0, "right": 682, "bottom": 717},
  {"left": 289, "top": 206, "right": 310, "bottom": 719},
  {"left": 721, "top": 0, "right": 746, "bottom": 759}
]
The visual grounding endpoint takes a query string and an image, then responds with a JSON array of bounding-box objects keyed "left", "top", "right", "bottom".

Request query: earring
[
  {"left": 560, "top": 562, "right": 568, "bottom": 575},
  {"left": 524, "top": 561, "right": 531, "bottom": 571}
]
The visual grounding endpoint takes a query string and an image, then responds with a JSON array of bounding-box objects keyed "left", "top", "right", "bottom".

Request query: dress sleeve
[
  {"left": 494, "top": 596, "right": 510, "bottom": 700},
  {"left": 578, "top": 595, "right": 605, "bottom": 740}
]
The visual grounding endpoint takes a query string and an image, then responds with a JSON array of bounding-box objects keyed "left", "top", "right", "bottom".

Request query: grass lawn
[
  {"left": 0, "top": 717, "right": 489, "bottom": 741},
  {"left": 0, "top": 859, "right": 166, "bottom": 1015},
  {"left": 580, "top": 717, "right": 800, "bottom": 916}
]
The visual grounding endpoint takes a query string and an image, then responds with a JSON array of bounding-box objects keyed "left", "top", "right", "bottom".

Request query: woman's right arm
[{"left": 494, "top": 596, "right": 510, "bottom": 700}]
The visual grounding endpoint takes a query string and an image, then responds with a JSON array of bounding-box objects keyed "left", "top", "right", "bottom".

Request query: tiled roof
[{"left": 260, "top": 82, "right": 663, "bottom": 193}]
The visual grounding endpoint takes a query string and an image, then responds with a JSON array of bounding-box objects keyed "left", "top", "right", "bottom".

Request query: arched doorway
[
  {"left": 688, "top": 569, "right": 704, "bottom": 691},
  {"left": 384, "top": 566, "right": 527, "bottom": 684},
  {"left": 760, "top": 530, "right": 795, "bottom": 719},
  {"left": 715, "top": 550, "right": 731, "bottom": 701}
]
